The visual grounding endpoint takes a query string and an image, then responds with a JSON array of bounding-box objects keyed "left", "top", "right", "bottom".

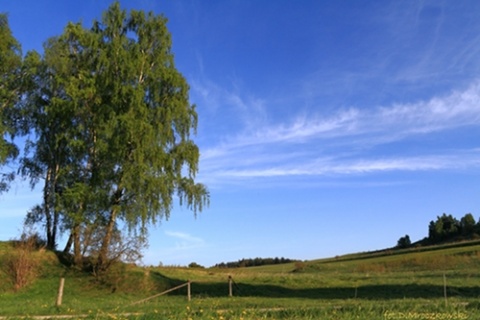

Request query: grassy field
[{"left": 0, "top": 241, "right": 480, "bottom": 319}]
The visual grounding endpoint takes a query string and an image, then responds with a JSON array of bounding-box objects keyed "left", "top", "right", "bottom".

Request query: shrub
[
  {"left": 1, "top": 233, "right": 42, "bottom": 291},
  {"left": 293, "top": 261, "right": 306, "bottom": 272},
  {"left": 397, "top": 235, "right": 411, "bottom": 249},
  {"left": 188, "top": 262, "right": 204, "bottom": 268}
]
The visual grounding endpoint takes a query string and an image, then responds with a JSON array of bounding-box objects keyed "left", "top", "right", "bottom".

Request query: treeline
[
  {"left": 427, "top": 213, "right": 479, "bottom": 243},
  {"left": 398, "top": 213, "right": 480, "bottom": 249},
  {"left": 214, "top": 257, "right": 298, "bottom": 268}
]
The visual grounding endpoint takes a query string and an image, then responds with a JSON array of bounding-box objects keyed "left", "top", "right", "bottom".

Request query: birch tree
[
  {"left": 0, "top": 14, "right": 22, "bottom": 192},
  {"left": 22, "top": 2, "right": 209, "bottom": 270}
]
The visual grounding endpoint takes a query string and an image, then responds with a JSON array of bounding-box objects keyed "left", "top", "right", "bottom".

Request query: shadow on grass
[
  {"left": 194, "top": 283, "right": 480, "bottom": 300},
  {"left": 155, "top": 273, "right": 480, "bottom": 300}
]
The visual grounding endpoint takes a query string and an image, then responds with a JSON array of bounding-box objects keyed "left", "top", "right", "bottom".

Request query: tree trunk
[
  {"left": 44, "top": 167, "right": 54, "bottom": 249},
  {"left": 97, "top": 187, "right": 123, "bottom": 271},
  {"left": 52, "top": 209, "right": 59, "bottom": 249},
  {"left": 97, "top": 207, "right": 117, "bottom": 271},
  {"left": 50, "top": 163, "right": 60, "bottom": 249},
  {"left": 72, "top": 224, "right": 82, "bottom": 266},
  {"left": 63, "top": 232, "right": 73, "bottom": 253},
  {"left": 44, "top": 163, "right": 60, "bottom": 250}
]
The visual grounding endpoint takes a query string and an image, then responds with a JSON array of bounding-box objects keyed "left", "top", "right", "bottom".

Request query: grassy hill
[{"left": 0, "top": 239, "right": 480, "bottom": 319}]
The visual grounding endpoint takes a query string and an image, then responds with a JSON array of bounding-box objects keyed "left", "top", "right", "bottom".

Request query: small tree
[
  {"left": 460, "top": 213, "right": 476, "bottom": 236},
  {"left": 188, "top": 262, "right": 204, "bottom": 268},
  {"left": 397, "top": 234, "right": 411, "bottom": 249}
]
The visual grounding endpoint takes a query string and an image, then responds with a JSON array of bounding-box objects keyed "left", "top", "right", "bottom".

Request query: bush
[
  {"left": 397, "top": 235, "right": 411, "bottom": 249},
  {"left": 188, "top": 262, "right": 204, "bottom": 268},
  {"left": 293, "top": 261, "right": 306, "bottom": 272},
  {"left": 1, "top": 233, "right": 42, "bottom": 291}
]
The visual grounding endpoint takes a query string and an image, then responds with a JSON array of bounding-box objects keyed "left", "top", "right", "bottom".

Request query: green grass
[{"left": 1, "top": 240, "right": 480, "bottom": 319}]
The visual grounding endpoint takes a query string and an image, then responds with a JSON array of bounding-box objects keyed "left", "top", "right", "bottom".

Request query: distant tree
[
  {"left": 397, "top": 234, "right": 411, "bottom": 249},
  {"left": 460, "top": 213, "right": 476, "bottom": 236},
  {"left": 214, "top": 257, "right": 298, "bottom": 268},
  {"left": 428, "top": 213, "right": 460, "bottom": 243},
  {"left": 188, "top": 262, "right": 204, "bottom": 268}
]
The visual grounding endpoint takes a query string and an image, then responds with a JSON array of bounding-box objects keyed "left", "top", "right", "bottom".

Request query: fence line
[
  {"left": 130, "top": 281, "right": 191, "bottom": 305},
  {"left": 53, "top": 274, "right": 452, "bottom": 307},
  {"left": 131, "top": 275, "right": 239, "bottom": 305}
]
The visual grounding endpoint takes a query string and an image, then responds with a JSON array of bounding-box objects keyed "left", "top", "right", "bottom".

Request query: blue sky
[{"left": 2, "top": 0, "right": 480, "bottom": 267}]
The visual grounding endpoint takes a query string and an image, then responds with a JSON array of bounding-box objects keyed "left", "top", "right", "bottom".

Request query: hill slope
[{"left": 0, "top": 240, "right": 480, "bottom": 317}]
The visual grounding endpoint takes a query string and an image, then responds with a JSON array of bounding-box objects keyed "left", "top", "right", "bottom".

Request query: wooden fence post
[
  {"left": 228, "top": 275, "right": 233, "bottom": 297},
  {"left": 56, "top": 278, "right": 65, "bottom": 307},
  {"left": 187, "top": 280, "right": 191, "bottom": 301},
  {"left": 443, "top": 273, "right": 447, "bottom": 307}
]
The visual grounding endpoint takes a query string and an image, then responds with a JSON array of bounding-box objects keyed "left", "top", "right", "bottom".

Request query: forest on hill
[
  {"left": 213, "top": 213, "right": 479, "bottom": 269},
  {"left": 397, "top": 213, "right": 479, "bottom": 249},
  {"left": 213, "top": 257, "right": 298, "bottom": 269}
]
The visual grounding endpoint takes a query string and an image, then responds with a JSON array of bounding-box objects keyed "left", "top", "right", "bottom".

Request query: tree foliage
[
  {"left": 427, "top": 213, "right": 479, "bottom": 244},
  {"left": 0, "top": 13, "right": 22, "bottom": 192},
  {"left": 396, "top": 213, "right": 479, "bottom": 250},
  {"left": 460, "top": 213, "right": 476, "bottom": 235},
  {"left": 396, "top": 234, "right": 411, "bottom": 249},
  {"left": 15, "top": 2, "right": 209, "bottom": 271}
]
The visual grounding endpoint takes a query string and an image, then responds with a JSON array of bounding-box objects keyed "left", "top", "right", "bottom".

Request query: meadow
[{"left": 1, "top": 241, "right": 480, "bottom": 319}]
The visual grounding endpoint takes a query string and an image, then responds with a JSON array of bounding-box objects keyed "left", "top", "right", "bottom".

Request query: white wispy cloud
[
  {"left": 197, "top": 81, "right": 480, "bottom": 185},
  {"left": 213, "top": 152, "right": 480, "bottom": 178},
  {"left": 164, "top": 231, "right": 205, "bottom": 249}
]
